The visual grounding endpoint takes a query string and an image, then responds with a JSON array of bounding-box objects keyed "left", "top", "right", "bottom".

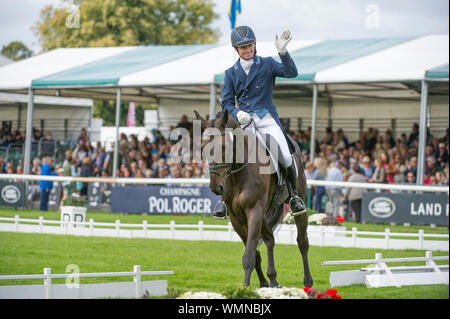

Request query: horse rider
[{"left": 212, "top": 25, "right": 306, "bottom": 219}]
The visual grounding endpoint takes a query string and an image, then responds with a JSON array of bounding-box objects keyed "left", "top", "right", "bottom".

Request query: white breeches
[{"left": 243, "top": 112, "right": 293, "bottom": 168}]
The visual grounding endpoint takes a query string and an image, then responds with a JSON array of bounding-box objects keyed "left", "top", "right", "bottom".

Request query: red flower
[
  {"left": 326, "top": 289, "right": 338, "bottom": 297},
  {"left": 336, "top": 216, "right": 344, "bottom": 224},
  {"left": 303, "top": 287, "right": 311, "bottom": 293}
]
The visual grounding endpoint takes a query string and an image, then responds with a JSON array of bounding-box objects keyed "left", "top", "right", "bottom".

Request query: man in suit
[{"left": 212, "top": 25, "right": 306, "bottom": 219}]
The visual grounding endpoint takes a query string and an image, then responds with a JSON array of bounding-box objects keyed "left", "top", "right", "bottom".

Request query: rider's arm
[
  {"left": 221, "top": 69, "right": 240, "bottom": 120},
  {"left": 271, "top": 51, "right": 298, "bottom": 78}
]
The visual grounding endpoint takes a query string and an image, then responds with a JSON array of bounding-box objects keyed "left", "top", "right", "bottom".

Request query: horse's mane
[{"left": 214, "top": 110, "right": 240, "bottom": 129}]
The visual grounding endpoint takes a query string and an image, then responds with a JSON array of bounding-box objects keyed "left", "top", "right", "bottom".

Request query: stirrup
[
  {"left": 212, "top": 201, "right": 228, "bottom": 220},
  {"left": 289, "top": 196, "right": 307, "bottom": 217}
]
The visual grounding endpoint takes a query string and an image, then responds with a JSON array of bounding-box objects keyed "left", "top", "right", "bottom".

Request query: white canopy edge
[
  {"left": 0, "top": 92, "right": 93, "bottom": 107},
  {"left": 314, "top": 35, "right": 449, "bottom": 83},
  {"left": 118, "top": 40, "right": 322, "bottom": 86},
  {"left": 0, "top": 46, "right": 137, "bottom": 91}
]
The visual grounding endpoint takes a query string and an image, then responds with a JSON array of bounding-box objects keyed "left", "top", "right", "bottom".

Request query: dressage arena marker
[
  {"left": 322, "top": 251, "right": 449, "bottom": 288},
  {"left": 0, "top": 266, "right": 174, "bottom": 299}
]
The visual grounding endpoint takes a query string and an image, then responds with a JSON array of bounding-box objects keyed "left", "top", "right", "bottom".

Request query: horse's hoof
[
  {"left": 260, "top": 281, "right": 269, "bottom": 288},
  {"left": 270, "top": 283, "right": 281, "bottom": 288}
]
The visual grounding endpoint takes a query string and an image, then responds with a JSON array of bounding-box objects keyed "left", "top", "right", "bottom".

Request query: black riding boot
[
  {"left": 212, "top": 200, "right": 227, "bottom": 220},
  {"left": 286, "top": 162, "right": 307, "bottom": 216}
]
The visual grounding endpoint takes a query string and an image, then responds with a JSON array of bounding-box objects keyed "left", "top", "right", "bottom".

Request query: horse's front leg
[{"left": 242, "top": 205, "right": 264, "bottom": 287}]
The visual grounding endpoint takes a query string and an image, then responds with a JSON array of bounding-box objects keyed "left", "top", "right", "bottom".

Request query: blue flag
[{"left": 228, "top": 0, "right": 242, "bottom": 30}]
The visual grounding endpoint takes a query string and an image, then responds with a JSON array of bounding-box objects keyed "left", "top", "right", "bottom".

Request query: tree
[
  {"left": 32, "top": 0, "right": 220, "bottom": 52},
  {"left": 1, "top": 41, "right": 33, "bottom": 61},
  {"left": 93, "top": 100, "right": 156, "bottom": 127}
]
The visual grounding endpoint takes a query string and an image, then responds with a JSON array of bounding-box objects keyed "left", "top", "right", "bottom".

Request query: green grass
[{"left": 0, "top": 231, "right": 448, "bottom": 299}]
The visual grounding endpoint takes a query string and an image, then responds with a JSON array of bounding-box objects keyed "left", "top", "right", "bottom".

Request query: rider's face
[{"left": 236, "top": 43, "right": 255, "bottom": 61}]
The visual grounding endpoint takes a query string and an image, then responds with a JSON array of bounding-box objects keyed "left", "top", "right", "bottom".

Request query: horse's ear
[
  {"left": 218, "top": 109, "right": 229, "bottom": 129},
  {"left": 194, "top": 110, "right": 208, "bottom": 129}
]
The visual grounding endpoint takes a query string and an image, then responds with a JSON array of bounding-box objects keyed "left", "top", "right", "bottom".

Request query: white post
[
  {"left": 39, "top": 216, "right": 44, "bottom": 233},
  {"left": 115, "top": 220, "right": 120, "bottom": 237},
  {"left": 385, "top": 228, "right": 390, "bottom": 250},
  {"left": 23, "top": 88, "right": 34, "bottom": 174},
  {"left": 44, "top": 268, "right": 52, "bottom": 299},
  {"left": 134, "top": 265, "right": 142, "bottom": 298},
  {"left": 418, "top": 229, "right": 424, "bottom": 250},
  {"left": 352, "top": 227, "right": 357, "bottom": 248},
  {"left": 113, "top": 88, "right": 121, "bottom": 179},
  {"left": 228, "top": 222, "right": 233, "bottom": 241},
  {"left": 89, "top": 219, "right": 94, "bottom": 236},
  {"left": 208, "top": 83, "right": 217, "bottom": 120},
  {"left": 320, "top": 226, "right": 325, "bottom": 247},
  {"left": 417, "top": 80, "right": 428, "bottom": 185},
  {"left": 14, "top": 214, "right": 19, "bottom": 232},
  {"left": 143, "top": 220, "right": 148, "bottom": 238},
  {"left": 170, "top": 221, "right": 176, "bottom": 239},
  {"left": 310, "top": 84, "right": 318, "bottom": 162},
  {"left": 199, "top": 221, "right": 204, "bottom": 240}
]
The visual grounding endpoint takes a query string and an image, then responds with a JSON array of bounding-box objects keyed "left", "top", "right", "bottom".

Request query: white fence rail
[
  {"left": 0, "top": 174, "right": 448, "bottom": 193},
  {"left": 0, "top": 216, "right": 448, "bottom": 251},
  {"left": 322, "top": 251, "right": 449, "bottom": 288},
  {"left": 0, "top": 265, "right": 174, "bottom": 299}
]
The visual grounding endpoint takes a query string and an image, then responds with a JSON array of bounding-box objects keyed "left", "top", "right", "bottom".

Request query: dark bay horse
[{"left": 194, "top": 109, "right": 313, "bottom": 288}]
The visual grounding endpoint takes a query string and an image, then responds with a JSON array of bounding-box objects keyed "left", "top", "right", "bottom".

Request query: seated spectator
[
  {"left": 405, "top": 171, "right": 416, "bottom": 184},
  {"left": 386, "top": 163, "right": 398, "bottom": 184},
  {"left": 361, "top": 156, "right": 375, "bottom": 179},
  {"left": 435, "top": 143, "right": 449, "bottom": 168}
]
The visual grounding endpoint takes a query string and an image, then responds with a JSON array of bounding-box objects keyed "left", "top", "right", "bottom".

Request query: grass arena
[{"left": 0, "top": 208, "right": 448, "bottom": 299}]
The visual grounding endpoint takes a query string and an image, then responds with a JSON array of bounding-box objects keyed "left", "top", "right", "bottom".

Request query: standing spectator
[
  {"left": 31, "top": 158, "right": 41, "bottom": 175},
  {"left": 77, "top": 128, "right": 87, "bottom": 146},
  {"left": 312, "top": 159, "right": 327, "bottom": 213},
  {"left": 407, "top": 123, "right": 419, "bottom": 147},
  {"left": 39, "top": 157, "right": 54, "bottom": 211},
  {"left": 80, "top": 157, "right": 93, "bottom": 196},
  {"left": 0, "top": 157, "right": 5, "bottom": 173},
  {"left": 344, "top": 165, "right": 368, "bottom": 223},
  {"left": 325, "top": 159, "right": 343, "bottom": 218},
  {"left": 370, "top": 157, "right": 386, "bottom": 183}
]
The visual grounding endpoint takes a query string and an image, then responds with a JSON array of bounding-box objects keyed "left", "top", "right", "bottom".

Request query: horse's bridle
[{"left": 207, "top": 119, "right": 254, "bottom": 180}]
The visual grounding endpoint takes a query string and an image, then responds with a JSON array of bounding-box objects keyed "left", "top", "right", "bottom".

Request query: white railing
[
  {"left": 0, "top": 215, "right": 448, "bottom": 251},
  {"left": 0, "top": 174, "right": 448, "bottom": 193},
  {"left": 0, "top": 265, "right": 174, "bottom": 299}
]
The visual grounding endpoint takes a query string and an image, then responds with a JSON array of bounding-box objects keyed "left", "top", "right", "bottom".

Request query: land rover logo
[
  {"left": 368, "top": 197, "right": 396, "bottom": 218},
  {"left": 1, "top": 185, "right": 20, "bottom": 204}
]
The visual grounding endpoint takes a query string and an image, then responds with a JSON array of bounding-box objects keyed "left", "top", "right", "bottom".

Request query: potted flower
[{"left": 61, "top": 195, "right": 87, "bottom": 228}]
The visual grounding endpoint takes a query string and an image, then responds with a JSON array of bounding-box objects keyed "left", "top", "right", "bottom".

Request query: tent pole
[
  {"left": 416, "top": 80, "right": 428, "bottom": 185},
  {"left": 112, "top": 88, "right": 121, "bottom": 179},
  {"left": 23, "top": 88, "right": 34, "bottom": 175},
  {"left": 208, "top": 83, "right": 217, "bottom": 120},
  {"left": 310, "top": 84, "right": 318, "bottom": 163}
]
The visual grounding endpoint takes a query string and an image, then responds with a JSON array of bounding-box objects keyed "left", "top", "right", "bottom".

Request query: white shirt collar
[{"left": 239, "top": 58, "right": 254, "bottom": 75}]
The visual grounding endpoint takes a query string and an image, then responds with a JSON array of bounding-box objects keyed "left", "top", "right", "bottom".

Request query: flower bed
[{"left": 176, "top": 287, "right": 341, "bottom": 299}]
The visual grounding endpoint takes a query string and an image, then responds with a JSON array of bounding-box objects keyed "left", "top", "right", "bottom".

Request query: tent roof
[
  {"left": 0, "top": 35, "right": 447, "bottom": 102},
  {"left": 32, "top": 44, "right": 218, "bottom": 87},
  {"left": 426, "top": 63, "right": 449, "bottom": 79}
]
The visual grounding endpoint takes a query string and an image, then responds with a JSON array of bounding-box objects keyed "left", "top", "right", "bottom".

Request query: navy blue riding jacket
[{"left": 221, "top": 51, "right": 298, "bottom": 131}]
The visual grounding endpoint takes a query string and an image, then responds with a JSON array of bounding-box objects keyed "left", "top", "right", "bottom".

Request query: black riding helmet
[{"left": 231, "top": 25, "right": 256, "bottom": 47}]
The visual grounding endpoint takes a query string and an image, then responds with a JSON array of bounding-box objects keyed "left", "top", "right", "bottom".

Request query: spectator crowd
[{"left": 1, "top": 116, "right": 449, "bottom": 218}]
